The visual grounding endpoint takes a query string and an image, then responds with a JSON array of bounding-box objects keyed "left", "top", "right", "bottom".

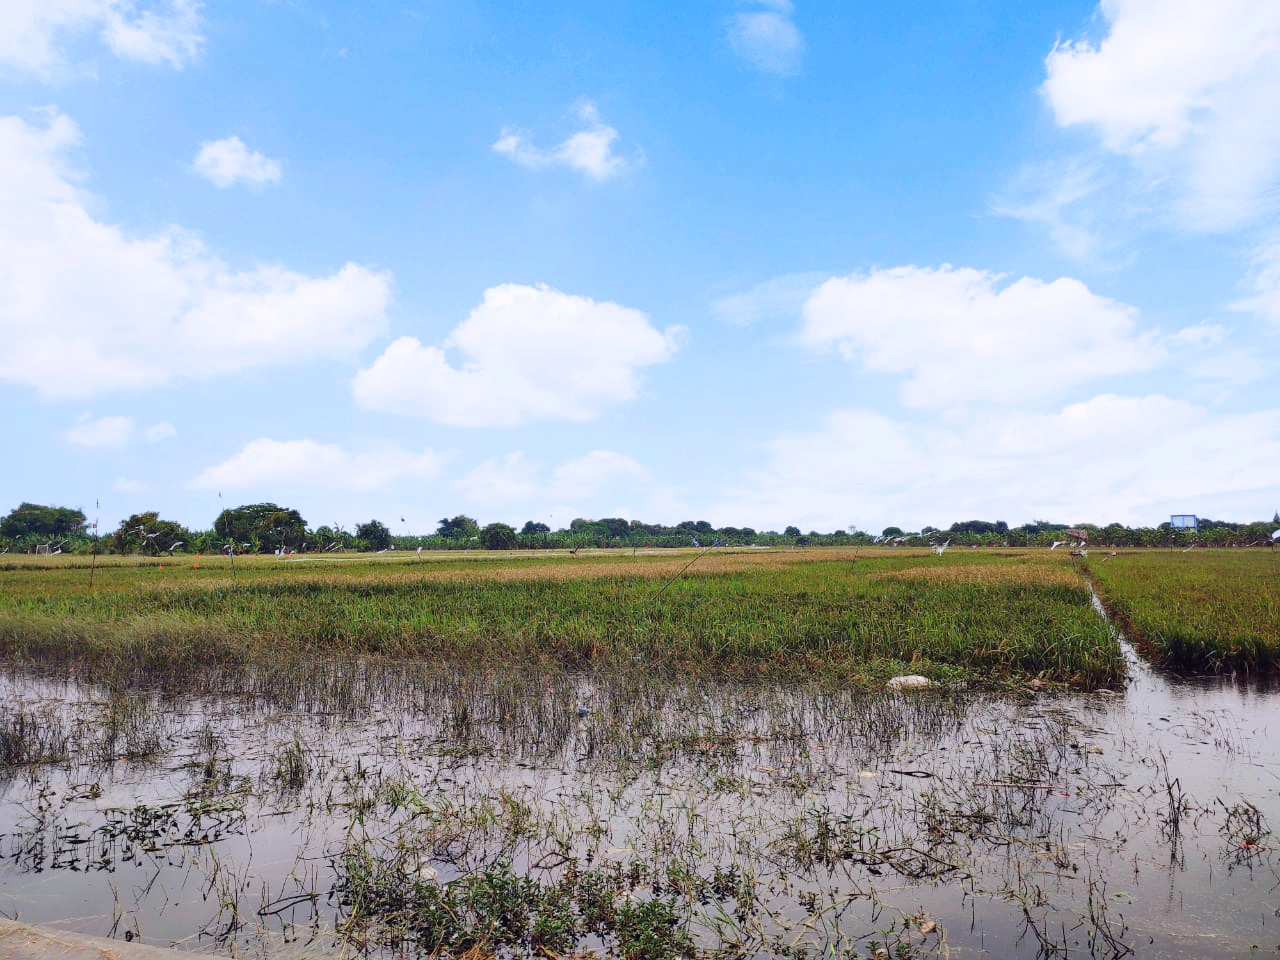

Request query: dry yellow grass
[{"left": 875, "top": 560, "right": 1083, "bottom": 589}]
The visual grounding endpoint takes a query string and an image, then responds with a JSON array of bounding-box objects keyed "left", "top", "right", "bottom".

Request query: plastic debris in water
[{"left": 886, "top": 675, "right": 931, "bottom": 690}]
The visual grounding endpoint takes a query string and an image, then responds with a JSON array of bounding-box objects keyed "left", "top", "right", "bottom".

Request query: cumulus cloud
[
  {"left": 1042, "top": 1, "right": 1280, "bottom": 231},
  {"left": 191, "top": 438, "right": 446, "bottom": 493},
  {"left": 721, "top": 396, "right": 1280, "bottom": 532},
  {"left": 193, "top": 136, "right": 282, "bottom": 189},
  {"left": 64, "top": 413, "right": 175, "bottom": 448},
  {"left": 143, "top": 420, "right": 176, "bottom": 442},
  {"left": 456, "top": 453, "right": 542, "bottom": 506},
  {"left": 800, "top": 265, "right": 1161, "bottom": 410},
  {"left": 493, "top": 100, "right": 635, "bottom": 181},
  {"left": 352, "top": 283, "right": 683, "bottom": 427},
  {"left": 0, "top": 112, "right": 391, "bottom": 399},
  {"left": 0, "top": 0, "right": 202, "bottom": 78},
  {"left": 727, "top": 0, "right": 803, "bottom": 76},
  {"left": 552, "top": 450, "right": 648, "bottom": 498},
  {"left": 65, "top": 414, "right": 133, "bottom": 449}
]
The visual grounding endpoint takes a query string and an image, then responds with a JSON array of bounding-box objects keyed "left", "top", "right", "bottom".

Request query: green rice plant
[
  {"left": 1088, "top": 550, "right": 1280, "bottom": 672},
  {"left": 0, "top": 548, "right": 1124, "bottom": 689}
]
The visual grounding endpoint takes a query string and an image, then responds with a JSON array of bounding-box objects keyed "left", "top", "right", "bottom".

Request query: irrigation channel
[{"left": 0, "top": 631, "right": 1276, "bottom": 958}]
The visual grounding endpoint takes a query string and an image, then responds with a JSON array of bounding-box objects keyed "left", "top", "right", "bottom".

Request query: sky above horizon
[{"left": 2, "top": 0, "right": 1279, "bottom": 536}]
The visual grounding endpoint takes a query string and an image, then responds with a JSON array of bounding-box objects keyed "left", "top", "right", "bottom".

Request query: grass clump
[
  {"left": 1087, "top": 550, "right": 1280, "bottom": 672},
  {"left": 0, "top": 705, "right": 69, "bottom": 767},
  {"left": 338, "top": 855, "right": 695, "bottom": 959}
]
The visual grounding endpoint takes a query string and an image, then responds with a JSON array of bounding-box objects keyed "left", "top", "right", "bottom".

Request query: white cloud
[
  {"left": 711, "top": 271, "right": 827, "bottom": 325},
  {"left": 991, "top": 159, "right": 1113, "bottom": 260},
  {"left": 112, "top": 476, "right": 150, "bottom": 493},
  {"left": 456, "top": 449, "right": 650, "bottom": 511},
  {"left": 65, "top": 413, "right": 176, "bottom": 448},
  {"left": 552, "top": 450, "right": 648, "bottom": 499},
  {"left": 721, "top": 395, "right": 1280, "bottom": 532},
  {"left": 493, "top": 100, "right": 634, "bottom": 181},
  {"left": 193, "top": 136, "right": 282, "bottom": 190},
  {"left": 352, "top": 283, "right": 683, "bottom": 427},
  {"left": 1232, "top": 242, "right": 1280, "bottom": 326},
  {"left": 727, "top": 0, "right": 803, "bottom": 76},
  {"left": 800, "top": 265, "right": 1161, "bottom": 410},
  {"left": 456, "top": 453, "right": 542, "bottom": 506},
  {"left": 66, "top": 414, "right": 134, "bottom": 448},
  {"left": 0, "top": 0, "right": 202, "bottom": 78},
  {"left": 0, "top": 112, "right": 391, "bottom": 400},
  {"left": 1042, "top": 1, "right": 1280, "bottom": 231},
  {"left": 143, "top": 420, "right": 176, "bottom": 442},
  {"left": 191, "top": 438, "right": 446, "bottom": 493}
]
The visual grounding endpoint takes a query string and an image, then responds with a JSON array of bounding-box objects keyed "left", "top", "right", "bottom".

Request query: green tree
[
  {"left": 111, "top": 512, "right": 189, "bottom": 554},
  {"left": 311, "top": 525, "right": 353, "bottom": 551},
  {"left": 213, "top": 503, "right": 306, "bottom": 552},
  {"left": 437, "top": 515, "right": 480, "bottom": 540},
  {"left": 480, "top": 522, "right": 517, "bottom": 550},
  {"left": 356, "top": 520, "right": 391, "bottom": 551},
  {"left": 520, "top": 521, "right": 550, "bottom": 535},
  {"left": 783, "top": 525, "right": 801, "bottom": 538},
  {"left": 0, "top": 503, "right": 86, "bottom": 540}
]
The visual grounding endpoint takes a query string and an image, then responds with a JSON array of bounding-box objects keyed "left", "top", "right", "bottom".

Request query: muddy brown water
[{"left": 0, "top": 641, "right": 1276, "bottom": 959}]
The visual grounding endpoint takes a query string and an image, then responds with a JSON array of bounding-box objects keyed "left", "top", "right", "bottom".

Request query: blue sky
[{"left": 2, "top": 0, "right": 1278, "bottom": 536}]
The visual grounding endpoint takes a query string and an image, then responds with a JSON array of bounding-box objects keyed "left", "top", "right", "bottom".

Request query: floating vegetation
[{"left": 0, "top": 663, "right": 1273, "bottom": 958}]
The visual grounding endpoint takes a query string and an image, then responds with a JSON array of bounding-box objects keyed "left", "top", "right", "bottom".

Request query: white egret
[{"left": 932, "top": 539, "right": 950, "bottom": 556}]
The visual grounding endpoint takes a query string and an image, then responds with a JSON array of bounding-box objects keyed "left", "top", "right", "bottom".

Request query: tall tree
[
  {"left": 111, "top": 512, "right": 189, "bottom": 554},
  {"left": 437, "top": 515, "right": 480, "bottom": 539},
  {"left": 0, "top": 503, "right": 86, "bottom": 540},
  {"left": 356, "top": 520, "right": 391, "bottom": 551},
  {"left": 480, "top": 522, "right": 517, "bottom": 550},
  {"left": 213, "top": 503, "right": 306, "bottom": 552}
]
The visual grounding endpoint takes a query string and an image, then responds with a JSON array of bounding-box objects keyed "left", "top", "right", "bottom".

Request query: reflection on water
[{"left": 0, "top": 652, "right": 1275, "bottom": 959}]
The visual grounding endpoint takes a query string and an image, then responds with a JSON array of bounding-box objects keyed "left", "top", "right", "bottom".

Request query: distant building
[{"left": 1170, "top": 514, "right": 1198, "bottom": 530}]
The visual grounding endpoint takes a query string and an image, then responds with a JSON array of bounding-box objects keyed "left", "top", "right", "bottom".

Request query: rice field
[
  {"left": 0, "top": 547, "right": 1122, "bottom": 690},
  {"left": 0, "top": 547, "right": 1278, "bottom": 958},
  {"left": 1086, "top": 549, "right": 1280, "bottom": 672}
]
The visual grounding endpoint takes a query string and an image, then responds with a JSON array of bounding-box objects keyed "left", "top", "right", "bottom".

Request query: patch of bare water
[{"left": 0, "top": 653, "right": 1275, "bottom": 959}]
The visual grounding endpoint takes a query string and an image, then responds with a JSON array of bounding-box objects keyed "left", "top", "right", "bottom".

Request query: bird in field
[
  {"left": 932, "top": 539, "right": 950, "bottom": 556},
  {"left": 1050, "top": 541, "right": 1065, "bottom": 550}
]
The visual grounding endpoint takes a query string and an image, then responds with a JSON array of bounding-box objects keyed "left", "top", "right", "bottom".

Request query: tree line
[{"left": 2, "top": 501, "right": 1278, "bottom": 555}]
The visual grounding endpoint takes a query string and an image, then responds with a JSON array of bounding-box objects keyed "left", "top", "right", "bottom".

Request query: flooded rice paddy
[{"left": 0, "top": 645, "right": 1276, "bottom": 959}]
